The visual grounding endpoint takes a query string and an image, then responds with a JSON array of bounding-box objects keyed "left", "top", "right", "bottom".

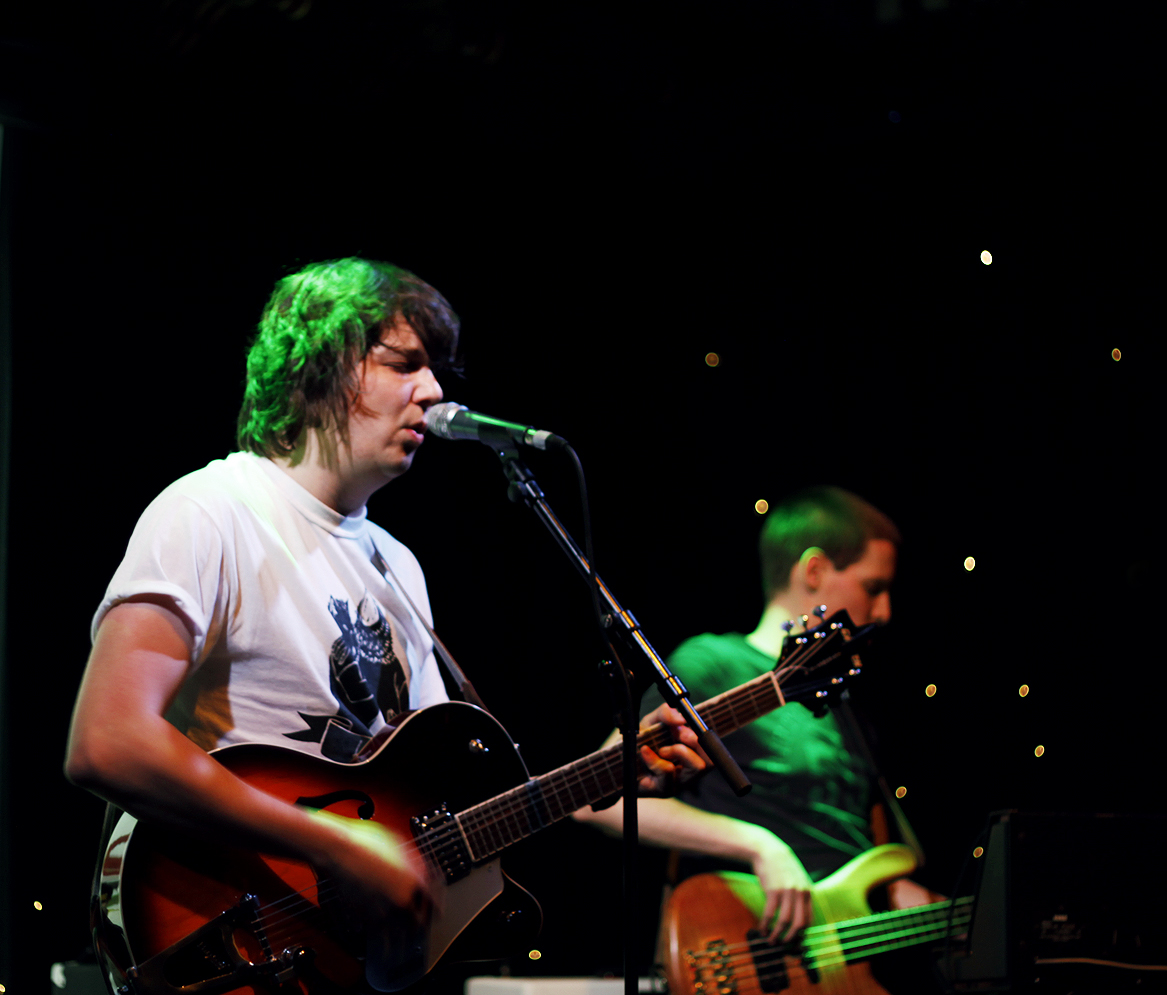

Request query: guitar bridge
[
  {"left": 688, "top": 939, "right": 738, "bottom": 995},
  {"left": 121, "top": 894, "right": 314, "bottom": 995},
  {"left": 411, "top": 803, "right": 472, "bottom": 884}
]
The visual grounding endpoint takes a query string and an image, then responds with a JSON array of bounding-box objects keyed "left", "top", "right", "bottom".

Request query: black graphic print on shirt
[{"left": 285, "top": 594, "right": 411, "bottom": 761}]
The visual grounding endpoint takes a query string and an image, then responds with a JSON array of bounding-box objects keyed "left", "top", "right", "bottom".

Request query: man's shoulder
[
  {"left": 671, "top": 631, "right": 754, "bottom": 664},
  {"left": 669, "top": 631, "right": 773, "bottom": 692},
  {"left": 149, "top": 452, "right": 269, "bottom": 516}
]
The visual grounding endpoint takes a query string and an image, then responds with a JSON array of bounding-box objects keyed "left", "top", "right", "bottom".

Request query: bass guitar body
[
  {"left": 92, "top": 703, "right": 542, "bottom": 995},
  {"left": 663, "top": 844, "right": 919, "bottom": 995}
]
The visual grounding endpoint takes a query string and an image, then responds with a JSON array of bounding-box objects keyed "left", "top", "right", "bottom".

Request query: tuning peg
[
  {"left": 813, "top": 604, "right": 827, "bottom": 618},
  {"left": 800, "top": 614, "right": 810, "bottom": 629},
  {"left": 781, "top": 620, "right": 794, "bottom": 634}
]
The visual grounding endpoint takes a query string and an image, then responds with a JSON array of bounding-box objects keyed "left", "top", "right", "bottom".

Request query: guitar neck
[
  {"left": 453, "top": 669, "right": 789, "bottom": 863},
  {"left": 803, "top": 896, "right": 974, "bottom": 968}
]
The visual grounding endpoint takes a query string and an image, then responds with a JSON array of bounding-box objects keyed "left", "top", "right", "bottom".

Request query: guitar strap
[
  {"left": 835, "top": 692, "right": 925, "bottom": 866},
  {"left": 369, "top": 546, "right": 491, "bottom": 714}
]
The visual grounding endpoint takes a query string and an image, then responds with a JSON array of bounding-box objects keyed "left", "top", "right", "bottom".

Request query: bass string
[
  {"left": 710, "top": 915, "right": 970, "bottom": 979},
  {"left": 688, "top": 899, "right": 973, "bottom": 971}
]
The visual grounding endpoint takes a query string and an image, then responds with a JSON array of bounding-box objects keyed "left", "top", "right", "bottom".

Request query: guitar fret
[
  {"left": 453, "top": 623, "right": 855, "bottom": 864},
  {"left": 457, "top": 677, "right": 788, "bottom": 861}
]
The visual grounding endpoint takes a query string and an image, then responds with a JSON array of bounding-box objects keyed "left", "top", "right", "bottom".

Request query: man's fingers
[
  {"left": 760, "top": 890, "right": 780, "bottom": 934},
  {"left": 656, "top": 743, "right": 707, "bottom": 776},
  {"left": 766, "top": 889, "right": 812, "bottom": 943},
  {"left": 791, "top": 890, "right": 812, "bottom": 937},
  {"left": 769, "top": 888, "right": 795, "bottom": 942}
]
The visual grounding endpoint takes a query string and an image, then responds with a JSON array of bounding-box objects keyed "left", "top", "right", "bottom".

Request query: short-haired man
[
  {"left": 66, "top": 258, "right": 703, "bottom": 926},
  {"left": 575, "top": 485, "right": 935, "bottom": 940}
]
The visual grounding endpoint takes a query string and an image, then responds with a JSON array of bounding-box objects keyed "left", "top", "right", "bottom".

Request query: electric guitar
[
  {"left": 91, "top": 610, "right": 872, "bottom": 995},
  {"left": 663, "top": 848, "right": 972, "bottom": 995}
]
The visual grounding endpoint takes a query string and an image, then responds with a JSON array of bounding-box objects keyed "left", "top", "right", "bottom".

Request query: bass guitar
[
  {"left": 663, "top": 847, "right": 972, "bottom": 995},
  {"left": 92, "top": 611, "right": 871, "bottom": 995}
]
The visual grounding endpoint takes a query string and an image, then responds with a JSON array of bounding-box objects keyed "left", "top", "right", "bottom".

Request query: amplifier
[{"left": 938, "top": 810, "right": 1167, "bottom": 993}]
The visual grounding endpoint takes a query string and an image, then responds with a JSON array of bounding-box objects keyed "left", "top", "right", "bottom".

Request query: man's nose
[{"left": 415, "top": 368, "right": 443, "bottom": 405}]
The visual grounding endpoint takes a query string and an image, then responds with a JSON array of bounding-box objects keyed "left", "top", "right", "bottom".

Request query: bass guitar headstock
[{"left": 775, "top": 606, "right": 877, "bottom": 715}]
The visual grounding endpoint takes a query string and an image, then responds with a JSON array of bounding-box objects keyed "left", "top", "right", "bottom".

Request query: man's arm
[
  {"left": 574, "top": 795, "right": 812, "bottom": 940},
  {"left": 65, "top": 599, "right": 427, "bottom": 918},
  {"left": 573, "top": 713, "right": 811, "bottom": 941}
]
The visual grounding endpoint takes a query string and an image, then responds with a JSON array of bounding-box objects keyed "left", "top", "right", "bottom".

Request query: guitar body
[
  {"left": 92, "top": 703, "right": 543, "bottom": 995},
  {"left": 663, "top": 844, "right": 918, "bottom": 995}
]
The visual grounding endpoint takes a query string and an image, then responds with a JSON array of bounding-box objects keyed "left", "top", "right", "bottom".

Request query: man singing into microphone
[{"left": 66, "top": 258, "right": 704, "bottom": 943}]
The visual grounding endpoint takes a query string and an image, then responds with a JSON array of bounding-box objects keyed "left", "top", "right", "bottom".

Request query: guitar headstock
[{"left": 775, "top": 607, "right": 876, "bottom": 714}]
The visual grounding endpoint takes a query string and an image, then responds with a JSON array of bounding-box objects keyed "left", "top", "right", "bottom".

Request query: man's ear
[{"left": 798, "top": 546, "right": 831, "bottom": 592}]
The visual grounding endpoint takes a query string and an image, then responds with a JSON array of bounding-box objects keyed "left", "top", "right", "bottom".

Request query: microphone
[{"left": 424, "top": 402, "right": 567, "bottom": 451}]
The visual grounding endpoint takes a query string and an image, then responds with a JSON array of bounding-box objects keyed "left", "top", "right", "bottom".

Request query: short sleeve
[{"left": 91, "top": 490, "right": 227, "bottom": 666}]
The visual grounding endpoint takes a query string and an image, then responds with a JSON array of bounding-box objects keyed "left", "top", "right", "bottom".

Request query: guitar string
[
  {"left": 688, "top": 898, "right": 972, "bottom": 965},
  {"left": 692, "top": 915, "right": 973, "bottom": 995},
  {"left": 687, "top": 902, "right": 970, "bottom": 974},
  {"left": 453, "top": 654, "right": 818, "bottom": 854},
  {"left": 460, "top": 668, "right": 806, "bottom": 851},
  {"left": 218, "top": 638, "right": 838, "bottom": 947},
  {"left": 455, "top": 669, "right": 814, "bottom": 859},
  {"left": 245, "top": 656, "right": 824, "bottom": 942},
  {"left": 727, "top": 914, "right": 972, "bottom": 995},
  {"left": 449, "top": 632, "right": 825, "bottom": 845},
  {"left": 686, "top": 899, "right": 973, "bottom": 976},
  {"left": 455, "top": 679, "right": 783, "bottom": 855},
  {"left": 706, "top": 913, "right": 972, "bottom": 979},
  {"left": 405, "top": 636, "right": 821, "bottom": 866}
]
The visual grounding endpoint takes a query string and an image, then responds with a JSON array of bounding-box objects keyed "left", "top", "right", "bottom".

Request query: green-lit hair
[
  {"left": 237, "top": 258, "right": 460, "bottom": 457},
  {"left": 759, "top": 486, "right": 901, "bottom": 599}
]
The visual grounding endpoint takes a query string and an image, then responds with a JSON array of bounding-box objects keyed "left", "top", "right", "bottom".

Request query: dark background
[{"left": 0, "top": 0, "right": 1161, "bottom": 991}]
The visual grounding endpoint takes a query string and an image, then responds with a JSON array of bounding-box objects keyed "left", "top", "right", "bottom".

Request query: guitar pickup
[{"left": 410, "top": 804, "right": 472, "bottom": 884}]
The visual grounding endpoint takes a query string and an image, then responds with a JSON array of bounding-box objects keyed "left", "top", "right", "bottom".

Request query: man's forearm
[{"left": 573, "top": 795, "right": 776, "bottom": 866}]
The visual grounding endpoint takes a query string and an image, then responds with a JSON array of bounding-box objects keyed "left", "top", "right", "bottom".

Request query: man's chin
[{"left": 381, "top": 451, "right": 415, "bottom": 478}]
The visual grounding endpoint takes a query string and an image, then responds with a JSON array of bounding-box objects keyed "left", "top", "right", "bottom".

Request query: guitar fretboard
[{"left": 451, "top": 632, "right": 852, "bottom": 863}]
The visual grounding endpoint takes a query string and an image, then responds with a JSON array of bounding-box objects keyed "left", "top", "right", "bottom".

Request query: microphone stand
[{"left": 486, "top": 439, "right": 751, "bottom": 995}]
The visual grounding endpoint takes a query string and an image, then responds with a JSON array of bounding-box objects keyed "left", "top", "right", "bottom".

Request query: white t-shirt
[{"left": 92, "top": 452, "right": 449, "bottom": 761}]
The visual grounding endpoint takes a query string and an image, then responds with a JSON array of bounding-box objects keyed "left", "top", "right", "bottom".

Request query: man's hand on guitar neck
[{"left": 635, "top": 704, "right": 710, "bottom": 796}]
